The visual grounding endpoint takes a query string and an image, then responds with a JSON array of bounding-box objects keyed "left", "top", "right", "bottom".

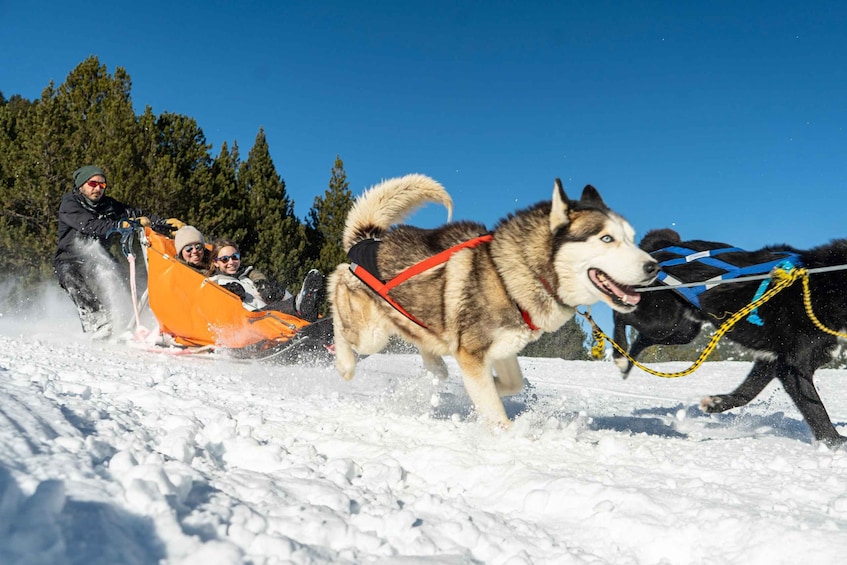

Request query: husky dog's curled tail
[{"left": 342, "top": 174, "right": 453, "bottom": 252}]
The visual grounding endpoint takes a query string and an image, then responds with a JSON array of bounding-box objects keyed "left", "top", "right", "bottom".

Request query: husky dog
[
  {"left": 328, "top": 174, "right": 658, "bottom": 427},
  {"left": 613, "top": 228, "right": 847, "bottom": 446}
]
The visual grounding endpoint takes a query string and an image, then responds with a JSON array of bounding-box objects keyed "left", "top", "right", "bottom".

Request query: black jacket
[{"left": 54, "top": 189, "right": 160, "bottom": 268}]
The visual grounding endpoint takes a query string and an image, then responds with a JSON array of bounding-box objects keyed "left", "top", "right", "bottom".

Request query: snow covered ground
[{"left": 2, "top": 286, "right": 847, "bottom": 564}]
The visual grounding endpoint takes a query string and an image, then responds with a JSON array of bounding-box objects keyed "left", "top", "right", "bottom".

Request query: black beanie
[{"left": 73, "top": 165, "right": 107, "bottom": 189}]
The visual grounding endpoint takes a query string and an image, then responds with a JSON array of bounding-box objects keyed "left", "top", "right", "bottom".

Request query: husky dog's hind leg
[
  {"left": 492, "top": 355, "right": 525, "bottom": 396},
  {"left": 328, "top": 266, "right": 395, "bottom": 380},
  {"left": 422, "top": 351, "right": 449, "bottom": 380},
  {"left": 328, "top": 276, "right": 358, "bottom": 381}
]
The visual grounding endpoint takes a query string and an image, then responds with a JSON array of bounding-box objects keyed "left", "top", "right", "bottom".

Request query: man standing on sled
[{"left": 54, "top": 164, "right": 184, "bottom": 338}]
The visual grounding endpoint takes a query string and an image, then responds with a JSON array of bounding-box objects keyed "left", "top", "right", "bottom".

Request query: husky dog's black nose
[{"left": 644, "top": 260, "right": 659, "bottom": 277}]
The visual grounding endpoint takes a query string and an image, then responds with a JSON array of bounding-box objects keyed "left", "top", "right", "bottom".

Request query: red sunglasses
[{"left": 86, "top": 180, "right": 107, "bottom": 189}]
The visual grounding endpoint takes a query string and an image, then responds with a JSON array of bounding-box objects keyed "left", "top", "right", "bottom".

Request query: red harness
[{"left": 349, "top": 234, "right": 541, "bottom": 330}]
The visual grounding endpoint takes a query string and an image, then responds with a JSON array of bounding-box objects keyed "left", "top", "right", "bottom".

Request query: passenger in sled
[
  {"left": 207, "top": 238, "right": 325, "bottom": 322},
  {"left": 174, "top": 225, "right": 212, "bottom": 274},
  {"left": 173, "top": 226, "right": 326, "bottom": 322},
  {"left": 167, "top": 226, "right": 333, "bottom": 356}
]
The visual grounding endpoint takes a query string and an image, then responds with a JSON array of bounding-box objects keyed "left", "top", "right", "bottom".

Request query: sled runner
[{"left": 134, "top": 226, "right": 333, "bottom": 363}]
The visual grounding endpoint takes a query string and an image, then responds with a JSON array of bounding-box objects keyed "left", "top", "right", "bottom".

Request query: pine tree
[
  {"left": 193, "top": 141, "right": 249, "bottom": 242},
  {"left": 0, "top": 83, "right": 72, "bottom": 278},
  {"left": 305, "top": 155, "right": 353, "bottom": 274},
  {"left": 53, "top": 56, "right": 139, "bottom": 204},
  {"left": 239, "top": 128, "right": 305, "bottom": 288},
  {"left": 129, "top": 108, "right": 212, "bottom": 219},
  {"left": 0, "top": 94, "right": 46, "bottom": 279}
]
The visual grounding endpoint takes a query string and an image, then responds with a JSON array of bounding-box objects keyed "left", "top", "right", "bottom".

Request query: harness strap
[
  {"left": 350, "top": 262, "right": 430, "bottom": 327},
  {"left": 383, "top": 234, "right": 494, "bottom": 292},
  {"left": 656, "top": 246, "right": 744, "bottom": 267},
  {"left": 654, "top": 245, "right": 801, "bottom": 308},
  {"left": 349, "top": 234, "right": 494, "bottom": 329}
]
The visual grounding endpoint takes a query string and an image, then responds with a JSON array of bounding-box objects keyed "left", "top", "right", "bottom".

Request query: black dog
[{"left": 613, "top": 228, "right": 847, "bottom": 447}]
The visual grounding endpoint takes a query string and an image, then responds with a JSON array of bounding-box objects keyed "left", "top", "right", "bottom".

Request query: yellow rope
[
  {"left": 578, "top": 267, "right": 806, "bottom": 378},
  {"left": 801, "top": 274, "right": 847, "bottom": 338}
]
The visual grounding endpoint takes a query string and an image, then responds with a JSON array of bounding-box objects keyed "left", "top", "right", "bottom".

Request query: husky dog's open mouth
[{"left": 588, "top": 268, "right": 641, "bottom": 308}]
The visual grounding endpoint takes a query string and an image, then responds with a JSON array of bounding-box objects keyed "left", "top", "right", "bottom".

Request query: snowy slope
[{"left": 1, "top": 289, "right": 847, "bottom": 564}]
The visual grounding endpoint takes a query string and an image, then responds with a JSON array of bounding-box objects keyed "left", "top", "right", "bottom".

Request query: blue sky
[{"left": 2, "top": 1, "right": 846, "bottom": 332}]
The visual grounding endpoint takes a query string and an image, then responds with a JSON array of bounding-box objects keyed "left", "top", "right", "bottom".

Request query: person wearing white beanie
[{"left": 174, "top": 226, "right": 210, "bottom": 273}]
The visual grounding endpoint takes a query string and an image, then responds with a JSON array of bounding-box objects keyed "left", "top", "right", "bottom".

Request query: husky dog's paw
[{"left": 334, "top": 348, "right": 358, "bottom": 381}]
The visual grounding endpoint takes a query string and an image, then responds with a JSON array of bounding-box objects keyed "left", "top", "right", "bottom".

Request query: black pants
[
  {"left": 263, "top": 296, "right": 299, "bottom": 317},
  {"left": 297, "top": 316, "right": 333, "bottom": 344},
  {"left": 55, "top": 260, "right": 112, "bottom": 334}
]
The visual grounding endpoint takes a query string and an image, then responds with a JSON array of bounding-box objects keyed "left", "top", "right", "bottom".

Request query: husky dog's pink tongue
[{"left": 589, "top": 268, "right": 642, "bottom": 307}]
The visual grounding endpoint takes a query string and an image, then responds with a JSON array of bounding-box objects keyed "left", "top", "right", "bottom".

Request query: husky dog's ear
[
  {"left": 550, "top": 178, "right": 570, "bottom": 233},
  {"left": 580, "top": 185, "right": 608, "bottom": 209}
]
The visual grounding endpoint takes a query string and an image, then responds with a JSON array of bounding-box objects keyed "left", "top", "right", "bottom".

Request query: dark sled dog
[
  {"left": 613, "top": 228, "right": 847, "bottom": 446},
  {"left": 329, "top": 174, "right": 658, "bottom": 428}
]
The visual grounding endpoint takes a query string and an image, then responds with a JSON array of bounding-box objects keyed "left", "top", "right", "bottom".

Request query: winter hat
[
  {"left": 73, "top": 165, "right": 107, "bottom": 188},
  {"left": 174, "top": 226, "right": 205, "bottom": 253}
]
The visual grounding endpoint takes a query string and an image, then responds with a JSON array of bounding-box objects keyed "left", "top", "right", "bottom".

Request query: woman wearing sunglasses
[
  {"left": 54, "top": 164, "right": 185, "bottom": 338},
  {"left": 208, "top": 239, "right": 325, "bottom": 322},
  {"left": 174, "top": 225, "right": 211, "bottom": 273}
]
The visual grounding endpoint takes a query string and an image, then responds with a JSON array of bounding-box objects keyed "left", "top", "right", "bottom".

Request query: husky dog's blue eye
[{"left": 600, "top": 235, "right": 614, "bottom": 243}]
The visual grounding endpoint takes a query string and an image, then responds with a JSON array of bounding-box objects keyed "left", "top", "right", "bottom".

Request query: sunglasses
[
  {"left": 86, "top": 180, "right": 107, "bottom": 189},
  {"left": 215, "top": 253, "right": 241, "bottom": 264},
  {"left": 182, "top": 243, "right": 204, "bottom": 254}
]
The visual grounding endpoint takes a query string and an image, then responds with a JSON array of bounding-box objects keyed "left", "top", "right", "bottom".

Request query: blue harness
[{"left": 653, "top": 245, "right": 801, "bottom": 325}]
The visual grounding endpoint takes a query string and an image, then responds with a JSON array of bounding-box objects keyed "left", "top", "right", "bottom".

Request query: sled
[{"left": 136, "top": 226, "right": 333, "bottom": 363}]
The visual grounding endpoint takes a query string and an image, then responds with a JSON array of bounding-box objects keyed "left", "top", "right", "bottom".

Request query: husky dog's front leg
[{"left": 455, "top": 348, "right": 510, "bottom": 428}]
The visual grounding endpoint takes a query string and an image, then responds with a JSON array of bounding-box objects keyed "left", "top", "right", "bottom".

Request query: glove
[
  {"left": 222, "top": 282, "right": 247, "bottom": 300},
  {"left": 150, "top": 217, "right": 184, "bottom": 234},
  {"left": 130, "top": 216, "right": 151, "bottom": 227}
]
